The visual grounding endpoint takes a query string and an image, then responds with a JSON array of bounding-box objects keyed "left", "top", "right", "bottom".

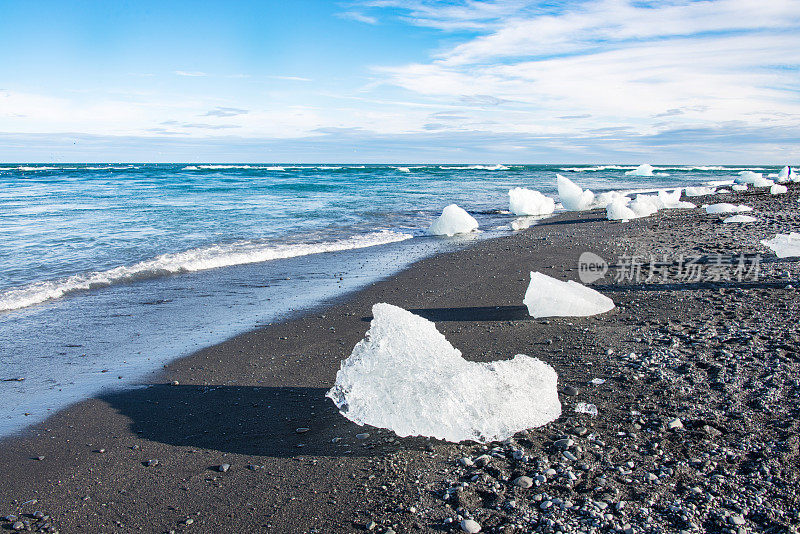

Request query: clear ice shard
[{"left": 326, "top": 303, "right": 561, "bottom": 443}]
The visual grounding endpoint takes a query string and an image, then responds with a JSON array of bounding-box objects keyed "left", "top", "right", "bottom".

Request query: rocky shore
[{"left": 1, "top": 184, "right": 799, "bottom": 533}]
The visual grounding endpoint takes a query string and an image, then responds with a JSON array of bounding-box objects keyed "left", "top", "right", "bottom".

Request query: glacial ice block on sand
[
  {"left": 722, "top": 215, "right": 758, "bottom": 223},
  {"left": 778, "top": 166, "right": 797, "bottom": 183},
  {"left": 684, "top": 186, "right": 716, "bottom": 197},
  {"left": 606, "top": 197, "right": 637, "bottom": 221},
  {"left": 524, "top": 272, "right": 615, "bottom": 317},
  {"left": 557, "top": 174, "right": 595, "bottom": 211},
  {"left": 761, "top": 233, "right": 800, "bottom": 258},
  {"left": 771, "top": 184, "right": 788, "bottom": 195},
  {"left": 508, "top": 187, "right": 555, "bottom": 216},
  {"left": 704, "top": 203, "right": 753, "bottom": 214},
  {"left": 326, "top": 303, "right": 561, "bottom": 443},
  {"left": 428, "top": 204, "right": 479, "bottom": 236}
]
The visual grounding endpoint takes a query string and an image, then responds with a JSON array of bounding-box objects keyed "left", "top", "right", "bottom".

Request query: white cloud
[
  {"left": 366, "top": 0, "right": 800, "bottom": 143},
  {"left": 338, "top": 11, "right": 379, "bottom": 24},
  {"left": 174, "top": 70, "right": 208, "bottom": 77}
]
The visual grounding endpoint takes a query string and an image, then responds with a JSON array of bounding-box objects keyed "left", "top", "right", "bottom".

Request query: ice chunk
[
  {"left": 606, "top": 197, "right": 637, "bottom": 221},
  {"left": 778, "top": 165, "right": 798, "bottom": 183},
  {"left": 326, "top": 303, "right": 561, "bottom": 443},
  {"left": 428, "top": 204, "right": 479, "bottom": 236},
  {"left": 657, "top": 188, "right": 696, "bottom": 209},
  {"left": 770, "top": 184, "right": 787, "bottom": 195},
  {"left": 629, "top": 194, "right": 661, "bottom": 217},
  {"left": 684, "top": 186, "right": 716, "bottom": 197},
  {"left": 508, "top": 187, "right": 555, "bottom": 216},
  {"left": 732, "top": 184, "right": 748, "bottom": 192},
  {"left": 736, "top": 171, "right": 773, "bottom": 187},
  {"left": 595, "top": 190, "right": 629, "bottom": 208},
  {"left": 722, "top": 215, "right": 758, "bottom": 223},
  {"left": 625, "top": 164, "right": 655, "bottom": 177},
  {"left": 704, "top": 203, "right": 753, "bottom": 214},
  {"left": 574, "top": 402, "right": 598, "bottom": 417},
  {"left": 510, "top": 216, "right": 545, "bottom": 231},
  {"left": 557, "top": 174, "right": 595, "bottom": 211},
  {"left": 761, "top": 233, "right": 800, "bottom": 258},
  {"left": 524, "top": 272, "right": 614, "bottom": 317}
]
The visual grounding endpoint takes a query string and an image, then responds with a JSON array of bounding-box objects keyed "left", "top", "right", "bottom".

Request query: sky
[{"left": 0, "top": 0, "right": 798, "bottom": 163}]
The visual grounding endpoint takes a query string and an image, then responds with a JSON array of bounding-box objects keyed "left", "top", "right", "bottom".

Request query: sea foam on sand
[{"left": 327, "top": 303, "right": 561, "bottom": 442}]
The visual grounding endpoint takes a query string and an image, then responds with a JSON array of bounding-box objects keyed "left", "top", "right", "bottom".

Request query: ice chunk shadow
[
  {"left": 361, "top": 305, "right": 533, "bottom": 323},
  {"left": 100, "top": 384, "right": 425, "bottom": 457}
]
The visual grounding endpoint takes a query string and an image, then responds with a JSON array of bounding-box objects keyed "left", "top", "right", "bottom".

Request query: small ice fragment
[
  {"left": 770, "top": 184, "right": 787, "bottom": 195},
  {"left": 590, "top": 378, "right": 606, "bottom": 385},
  {"left": 704, "top": 203, "right": 752, "bottom": 214},
  {"left": 684, "top": 186, "right": 716, "bottom": 197},
  {"left": 575, "top": 402, "right": 598, "bottom": 417},
  {"left": 625, "top": 164, "right": 655, "bottom": 177},
  {"left": 723, "top": 215, "right": 758, "bottom": 223},
  {"left": 523, "top": 272, "right": 615, "bottom": 317},
  {"left": 606, "top": 197, "right": 637, "bottom": 221},
  {"left": 761, "top": 233, "right": 800, "bottom": 258},
  {"left": 326, "top": 303, "right": 561, "bottom": 443},
  {"left": 557, "top": 174, "right": 595, "bottom": 211},
  {"left": 428, "top": 204, "right": 479, "bottom": 236},
  {"left": 732, "top": 184, "right": 748, "bottom": 191},
  {"left": 508, "top": 187, "right": 555, "bottom": 216}
]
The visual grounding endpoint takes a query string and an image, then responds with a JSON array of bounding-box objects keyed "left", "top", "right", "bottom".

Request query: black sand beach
[{"left": 2, "top": 186, "right": 800, "bottom": 533}]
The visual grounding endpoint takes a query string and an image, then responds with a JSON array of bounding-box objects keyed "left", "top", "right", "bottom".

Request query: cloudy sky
[{"left": 0, "top": 0, "right": 798, "bottom": 162}]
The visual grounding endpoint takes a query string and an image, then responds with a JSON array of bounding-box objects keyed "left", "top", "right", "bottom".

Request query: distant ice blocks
[
  {"left": 761, "top": 233, "right": 800, "bottom": 258},
  {"left": 508, "top": 187, "right": 555, "bottom": 216},
  {"left": 523, "top": 272, "right": 615, "bottom": 317},
  {"left": 557, "top": 174, "right": 595, "bottom": 211},
  {"left": 428, "top": 204, "right": 479, "bottom": 236},
  {"left": 326, "top": 303, "right": 561, "bottom": 443},
  {"left": 684, "top": 186, "right": 716, "bottom": 197},
  {"left": 722, "top": 215, "right": 758, "bottom": 223},
  {"left": 704, "top": 203, "right": 753, "bottom": 214},
  {"left": 625, "top": 164, "right": 655, "bottom": 177}
]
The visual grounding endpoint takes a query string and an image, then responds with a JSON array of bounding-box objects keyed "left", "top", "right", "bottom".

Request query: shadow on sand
[
  {"left": 361, "top": 305, "right": 533, "bottom": 323},
  {"left": 100, "top": 384, "right": 422, "bottom": 458}
]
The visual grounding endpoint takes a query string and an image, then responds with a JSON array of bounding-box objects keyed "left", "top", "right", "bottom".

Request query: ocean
[{"left": 0, "top": 163, "right": 780, "bottom": 437}]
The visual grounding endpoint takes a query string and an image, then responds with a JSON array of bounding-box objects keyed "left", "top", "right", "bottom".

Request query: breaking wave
[{"left": 0, "top": 230, "right": 413, "bottom": 312}]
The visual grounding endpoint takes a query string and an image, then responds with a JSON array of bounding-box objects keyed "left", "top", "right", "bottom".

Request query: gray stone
[
  {"left": 513, "top": 476, "right": 533, "bottom": 488},
  {"left": 460, "top": 519, "right": 481, "bottom": 533},
  {"left": 563, "top": 386, "right": 580, "bottom": 396}
]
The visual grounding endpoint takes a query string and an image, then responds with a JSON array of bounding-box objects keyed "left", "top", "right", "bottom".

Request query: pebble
[
  {"left": 474, "top": 454, "right": 492, "bottom": 467},
  {"left": 12, "top": 521, "right": 24, "bottom": 531},
  {"left": 356, "top": 433, "right": 370, "bottom": 440},
  {"left": 667, "top": 418, "right": 684, "bottom": 430},
  {"left": 365, "top": 520, "right": 377, "bottom": 530},
  {"left": 459, "top": 457, "right": 474, "bottom": 467},
  {"left": 563, "top": 386, "right": 580, "bottom": 396},
  {"left": 513, "top": 476, "right": 533, "bottom": 488},
  {"left": 460, "top": 518, "right": 481, "bottom": 533},
  {"left": 554, "top": 438, "right": 574, "bottom": 450},
  {"left": 295, "top": 427, "right": 310, "bottom": 433}
]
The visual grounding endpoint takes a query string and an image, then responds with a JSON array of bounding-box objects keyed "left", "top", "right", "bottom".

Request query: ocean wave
[
  {"left": 439, "top": 164, "right": 509, "bottom": 171},
  {"left": 560, "top": 165, "right": 634, "bottom": 172},
  {"left": 0, "top": 230, "right": 413, "bottom": 312},
  {"left": 182, "top": 165, "right": 286, "bottom": 171}
]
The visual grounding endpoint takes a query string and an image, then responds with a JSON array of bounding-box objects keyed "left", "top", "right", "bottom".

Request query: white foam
[
  {"left": 761, "top": 233, "right": 800, "bottom": 258},
  {"left": 556, "top": 174, "right": 595, "bottom": 211},
  {"left": 523, "top": 272, "right": 615, "bottom": 317},
  {"left": 0, "top": 230, "right": 412, "bottom": 312},
  {"left": 428, "top": 204, "right": 479, "bottom": 236},
  {"left": 722, "top": 215, "right": 758, "bottom": 223},
  {"left": 442, "top": 164, "right": 509, "bottom": 171},
  {"left": 559, "top": 165, "right": 633, "bottom": 172},
  {"left": 704, "top": 203, "right": 753, "bottom": 214},
  {"left": 508, "top": 187, "right": 555, "bottom": 216},
  {"left": 396, "top": 167, "right": 411, "bottom": 173},
  {"left": 182, "top": 165, "right": 286, "bottom": 171},
  {"left": 326, "top": 303, "right": 561, "bottom": 442}
]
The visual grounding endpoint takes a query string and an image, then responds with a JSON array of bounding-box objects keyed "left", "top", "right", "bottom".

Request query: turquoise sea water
[{"left": 0, "top": 163, "right": 782, "bottom": 437}]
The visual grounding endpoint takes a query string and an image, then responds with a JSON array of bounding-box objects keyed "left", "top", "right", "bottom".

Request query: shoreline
[{"left": 1, "top": 186, "right": 799, "bottom": 533}]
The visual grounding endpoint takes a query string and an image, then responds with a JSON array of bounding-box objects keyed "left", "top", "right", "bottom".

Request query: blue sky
[{"left": 0, "top": 0, "right": 798, "bottom": 163}]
